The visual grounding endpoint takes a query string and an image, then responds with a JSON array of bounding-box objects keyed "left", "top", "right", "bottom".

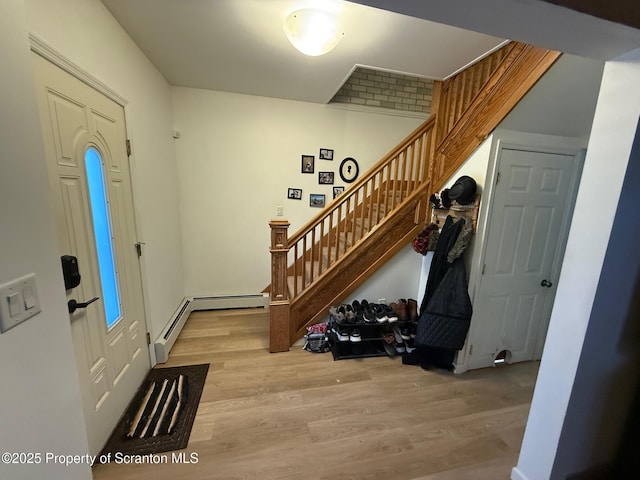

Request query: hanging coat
[
  {"left": 407, "top": 215, "right": 473, "bottom": 370},
  {"left": 416, "top": 257, "right": 473, "bottom": 350},
  {"left": 419, "top": 215, "right": 465, "bottom": 314}
]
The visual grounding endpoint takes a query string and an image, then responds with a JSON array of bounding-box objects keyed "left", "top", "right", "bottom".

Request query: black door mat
[{"left": 99, "top": 363, "right": 209, "bottom": 459}]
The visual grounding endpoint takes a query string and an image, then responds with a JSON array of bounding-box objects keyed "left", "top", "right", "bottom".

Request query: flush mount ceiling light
[{"left": 283, "top": 8, "right": 344, "bottom": 56}]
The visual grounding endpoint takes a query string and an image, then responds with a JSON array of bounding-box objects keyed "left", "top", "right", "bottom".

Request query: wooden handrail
[
  {"left": 288, "top": 115, "right": 436, "bottom": 246},
  {"left": 282, "top": 118, "right": 436, "bottom": 298}
]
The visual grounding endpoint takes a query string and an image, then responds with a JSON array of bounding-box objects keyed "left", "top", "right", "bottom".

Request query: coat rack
[{"left": 430, "top": 194, "right": 481, "bottom": 231}]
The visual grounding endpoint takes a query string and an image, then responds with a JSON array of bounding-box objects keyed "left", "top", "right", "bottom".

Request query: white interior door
[
  {"left": 467, "top": 146, "right": 582, "bottom": 370},
  {"left": 32, "top": 53, "right": 150, "bottom": 455}
]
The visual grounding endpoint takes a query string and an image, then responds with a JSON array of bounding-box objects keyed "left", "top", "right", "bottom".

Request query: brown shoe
[
  {"left": 407, "top": 298, "right": 418, "bottom": 322},
  {"left": 389, "top": 299, "right": 408, "bottom": 322}
]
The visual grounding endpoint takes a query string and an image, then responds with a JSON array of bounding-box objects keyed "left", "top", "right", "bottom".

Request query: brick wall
[{"left": 330, "top": 67, "right": 433, "bottom": 114}]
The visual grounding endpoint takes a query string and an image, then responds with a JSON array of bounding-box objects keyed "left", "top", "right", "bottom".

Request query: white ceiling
[
  {"left": 351, "top": 0, "right": 640, "bottom": 60},
  {"left": 100, "top": 0, "right": 506, "bottom": 104}
]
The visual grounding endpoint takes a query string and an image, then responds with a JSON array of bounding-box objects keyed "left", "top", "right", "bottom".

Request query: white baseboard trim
[
  {"left": 154, "top": 297, "right": 194, "bottom": 364},
  {"left": 191, "top": 293, "right": 269, "bottom": 311},
  {"left": 511, "top": 466, "right": 529, "bottom": 480}
]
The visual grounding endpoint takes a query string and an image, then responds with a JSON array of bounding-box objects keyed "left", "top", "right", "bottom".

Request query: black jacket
[
  {"left": 419, "top": 215, "right": 464, "bottom": 313},
  {"left": 417, "top": 215, "right": 473, "bottom": 350},
  {"left": 416, "top": 256, "right": 472, "bottom": 349}
]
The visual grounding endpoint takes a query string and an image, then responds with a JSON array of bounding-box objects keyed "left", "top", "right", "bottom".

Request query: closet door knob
[{"left": 540, "top": 279, "right": 553, "bottom": 288}]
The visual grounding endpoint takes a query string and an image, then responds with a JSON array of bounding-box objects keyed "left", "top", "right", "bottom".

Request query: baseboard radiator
[
  {"left": 154, "top": 297, "right": 193, "bottom": 363},
  {"left": 154, "top": 294, "right": 269, "bottom": 363},
  {"left": 191, "top": 293, "right": 268, "bottom": 311}
]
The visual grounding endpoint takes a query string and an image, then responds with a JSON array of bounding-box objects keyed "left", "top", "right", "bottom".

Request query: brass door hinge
[
  {"left": 146, "top": 332, "right": 151, "bottom": 345},
  {"left": 126, "top": 139, "right": 132, "bottom": 157}
]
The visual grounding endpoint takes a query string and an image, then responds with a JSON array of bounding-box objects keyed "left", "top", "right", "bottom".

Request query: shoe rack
[
  {"left": 327, "top": 318, "right": 414, "bottom": 361},
  {"left": 328, "top": 321, "right": 385, "bottom": 360}
]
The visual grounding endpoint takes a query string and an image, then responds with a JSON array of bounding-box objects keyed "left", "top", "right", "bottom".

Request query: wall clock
[{"left": 339, "top": 157, "right": 359, "bottom": 183}]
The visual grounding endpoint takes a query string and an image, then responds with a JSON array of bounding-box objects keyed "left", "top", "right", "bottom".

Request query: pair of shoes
[
  {"left": 391, "top": 326, "right": 404, "bottom": 344},
  {"left": 353, "top": 299, "right": 393, "bottom": 323},
  {"left": 333, "top": 326, "right": 362, "bottom": 342},
  {"left": 386, "top": 304, "right": 399, "bottom": 323},
  {"left": 382, "top": 341, "right": 405, "bottom": 355},
  {"left": 383, "top": 342, "right": 397, "bottom": 357},
  {"left": 350, "top": 300, "right": 367, "bottom": 324},
  {"left": 341, "top": 304, "right": 357, "bottom": 324},
  {"left": 404, "top": 339, "right": 416, "bottom": 353},
  {"left": 381, "top": 330, "right": 398, "bottom": 356},
  {"left": 387, "top": 298, "right": 419, "bottom": 323},
  {"left": 375, "top": 305, "right": 387, "bottom": 323},
  {"left": 389, "top": 299, "right": 409, "bottom": 322},
  {"left": 333, "top": 326, "right": 350, "bottom": 342},
  {"left": 381, "top": 327, "right": 405, "bottom": 354},
  {"left": 363, "top": 304, "right": 378, "bottom": 323},
  {"left": 329, "top": 304, "right": 357, "bottom": 324},
  {"left": 328, "top": 305, "right": 345, "bottom": 324},
  {"left": 400, "top": 326, "right": 412, "bottom": 341},
  {"left": 375, "top": 304, "right": 398, "bottom": 323},
  {"left": 394, "top": 341, "right": 406, "bottom": 354},
  {"left": 349, "top": 329, "right": 361, "bottom": 342},
  {"left": 387, "top": 326, "right": 405, "bottom": 353}
]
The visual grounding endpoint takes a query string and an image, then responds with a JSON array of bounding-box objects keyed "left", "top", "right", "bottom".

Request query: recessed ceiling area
[
  {"left": 100, "top": 0, "right": 506, "bottom": 104},
  {"left": 331, "top": 67, "right": 433, "bottom": 114}
]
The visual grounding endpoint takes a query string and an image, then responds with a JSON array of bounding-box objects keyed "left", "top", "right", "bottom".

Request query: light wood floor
[{"left": 92, "top": 308, "right": 538, "bottom": 480}]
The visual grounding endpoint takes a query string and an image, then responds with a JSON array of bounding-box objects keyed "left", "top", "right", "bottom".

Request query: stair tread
[
  {"left": 304, "top": 260, "right": 325, "bottom": 281},
  {"left": 287, "top": 275, "right": 304, "bottom": 297}
]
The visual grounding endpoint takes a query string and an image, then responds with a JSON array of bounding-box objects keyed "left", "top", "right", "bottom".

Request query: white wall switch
[
  {"left": 23, "top": 285, "right": 37, "bottom": 309},
  {"left": 0, "top": 273, "right": 41, "bottom": 333},
  {"left": 8, "top": 292, "right": 22, "bottom": 317},
  {"left": 276, "top": 205, "right": 284, "bottom": 216}
]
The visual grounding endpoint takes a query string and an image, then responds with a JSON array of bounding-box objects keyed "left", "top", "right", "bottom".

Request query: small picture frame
[
  {"left": 319, "top": 148, "right": 334, "bottom": 161},
  {"left": 309, "top": 194, "right": 325, "bottom": 208},
  {"left": 287, "top": 188, "right": 302, "bottom": 200},
  {"left": 333, "top": 186, "right": 345, "bottom": 199},
  {"left": 301, "top": 155, "right": 314, "bottom": 173},
  {"left": 318, "top": 171, "right": 334, "bottom": 185}
]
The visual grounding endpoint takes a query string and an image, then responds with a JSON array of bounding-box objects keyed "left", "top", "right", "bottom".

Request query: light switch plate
[{"left": 0, "top": 273, "right": 41, "bottom": 333}]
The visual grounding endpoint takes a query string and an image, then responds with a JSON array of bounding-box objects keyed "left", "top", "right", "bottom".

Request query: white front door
[
  {"left": 32, "top": 53, "right": 150, "bottom": 455},
  {"left": 467, "top": 146, "right": 582, "bottom": 370}
]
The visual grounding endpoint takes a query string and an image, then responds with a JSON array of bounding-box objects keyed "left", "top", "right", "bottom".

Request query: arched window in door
[{"left": 85, "top": 147, "right": 121, "bottom": 328}]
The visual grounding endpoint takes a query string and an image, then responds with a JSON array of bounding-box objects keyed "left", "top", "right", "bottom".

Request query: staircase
[{"left": 268, "top": 41, "right": 561, "bottom": 352}]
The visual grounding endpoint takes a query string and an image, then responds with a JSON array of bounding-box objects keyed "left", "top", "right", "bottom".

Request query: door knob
[
  {"left": 540, "top": 279, "right": 553, "bottom": 288},
  {"left": 68, "top": 296, "right": 100, "bottom": 313}
]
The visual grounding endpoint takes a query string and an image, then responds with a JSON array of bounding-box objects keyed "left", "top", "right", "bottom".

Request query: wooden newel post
[{"left": 269, "top": 220, "right": 290, "bottom": 353}]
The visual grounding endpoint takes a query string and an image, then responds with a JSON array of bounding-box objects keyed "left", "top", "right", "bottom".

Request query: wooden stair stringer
[{"left": 432, "top": 44, "right": 562, "bottom": 190}]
